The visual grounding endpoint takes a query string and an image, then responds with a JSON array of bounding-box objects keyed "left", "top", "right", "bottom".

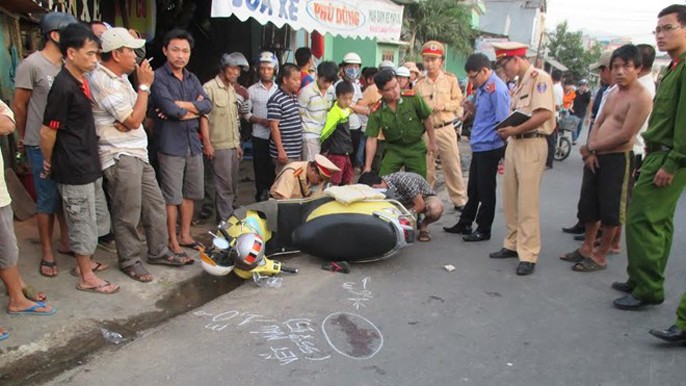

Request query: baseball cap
[
  {"left": 101, "top": 27, "right": 145, "bottom": 53},
  {"left": 589, "top": 51, "right": 612, "bottom": 70}
]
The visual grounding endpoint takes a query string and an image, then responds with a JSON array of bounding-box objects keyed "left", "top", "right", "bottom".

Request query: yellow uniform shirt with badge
[
  {"left": 415, "top": 71, "right": 463, "bottom": 127},
  {"left": 270, "top": 161, "right": 320, "bottom": 199},
  {"left": 513, "top": 65, "right": 555, "bottom": 134}
]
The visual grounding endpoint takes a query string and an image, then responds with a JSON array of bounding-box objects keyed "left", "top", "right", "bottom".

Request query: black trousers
[
  {"left": 546, "top": 130, "right": 556, "bottom": 167},
  {"left": 458, "top": 147, "right": 505, "bottom": 233},
  {"left": 252, "top": 137, "right": 275, "bottom": 201},
  {"left": 350, "top": 128, "right": 362, "bottom": 167}
]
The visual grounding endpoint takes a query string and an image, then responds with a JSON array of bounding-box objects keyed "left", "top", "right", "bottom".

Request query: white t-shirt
[
  {"left": 553, "top": 82, "right": 564, "bottom": 118},
  {"left": 0, "top": 101, "right": 16, "bottom": 207},
  {"left": 633, "top": 74, "right": 656, "bottom": 155}
]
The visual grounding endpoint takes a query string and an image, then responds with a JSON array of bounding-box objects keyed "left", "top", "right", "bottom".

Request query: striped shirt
[
  {"left": 298, "top": 81, "right": 335, "bottom": 139},
  {"left": 268, "top": 87, "right": 302, "bottom": 159},
  {"left": 384, "top": 172, "right": 436, "bottom": 207},
  {"left": 247, "top": 80, "right": 278, "bottom": 140},
  {"left": 89, "top": 64, "right": 149, "bottom": 170}
]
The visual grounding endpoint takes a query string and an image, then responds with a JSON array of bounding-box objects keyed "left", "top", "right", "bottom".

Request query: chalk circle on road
[{"left": 321, "top": 312, "right": 383, "bottom": 360}]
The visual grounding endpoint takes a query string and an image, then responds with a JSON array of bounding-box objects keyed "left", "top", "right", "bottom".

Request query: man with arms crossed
[{"left": 151, "top": 29, "right": 212, "bottom": 257}]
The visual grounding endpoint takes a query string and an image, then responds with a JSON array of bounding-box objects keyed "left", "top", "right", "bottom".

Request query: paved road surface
[{"left": 51, "top": 151, "right": 686, "bottom": 386}]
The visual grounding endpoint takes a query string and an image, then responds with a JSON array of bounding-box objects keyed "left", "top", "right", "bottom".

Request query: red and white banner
[{"left": 212, "top": 0, "right": 404, "bottom": 41}]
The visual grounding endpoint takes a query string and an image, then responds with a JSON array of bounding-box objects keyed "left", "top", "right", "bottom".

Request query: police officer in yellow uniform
[
  {"left": 363, "top": 69, "right": 437, "bottom": 178},
  {"left": 415, "top": 40, "right": 467, "bottom": 210},
  {"left": 487, "top": 42, "right": 555, "bottom": 276},
  {"left": 270, "top": 154, "right": 340, "bottom": 199}
]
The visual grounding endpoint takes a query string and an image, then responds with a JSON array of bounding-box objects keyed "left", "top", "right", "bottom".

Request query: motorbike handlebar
[{"left": 280, "top": 266, "right": 298, "bottom": 274}]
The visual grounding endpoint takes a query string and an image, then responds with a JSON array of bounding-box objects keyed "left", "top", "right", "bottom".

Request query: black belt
[
  {"left": 513, "top": 132, "right": 546, "bottom": 140},
  {"left": 645, "top": 143, "right": 671, "bottom": 154},
  {"left": 433, "top": 122, "right": 454, "bottom": 129}
]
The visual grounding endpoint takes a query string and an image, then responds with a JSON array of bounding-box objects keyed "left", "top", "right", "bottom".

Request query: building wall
[
  {"left": 479, "top": 0, "right": 541, "bottom": 47},
  {"left": 326, "top": 35, "right": 382, "bottom": 68}
]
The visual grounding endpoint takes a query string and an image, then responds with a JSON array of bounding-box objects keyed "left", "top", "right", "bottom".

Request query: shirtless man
[{"left": 562, "top": 45, "right": 652, "bottom": 272}]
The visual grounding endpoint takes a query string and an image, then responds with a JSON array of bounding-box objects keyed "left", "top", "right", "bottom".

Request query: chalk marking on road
[{"left": 321, "top": 312, "right": 384, "bottom": 360}]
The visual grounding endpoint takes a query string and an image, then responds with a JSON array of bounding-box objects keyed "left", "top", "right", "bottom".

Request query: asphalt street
[{"left": 50, "top": 149, "right": 686, "bottom": 386}]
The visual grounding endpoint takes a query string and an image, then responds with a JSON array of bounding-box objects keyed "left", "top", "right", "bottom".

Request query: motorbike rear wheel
[{"left": 555, "top": 136, "right": 572, "bottom": 161}]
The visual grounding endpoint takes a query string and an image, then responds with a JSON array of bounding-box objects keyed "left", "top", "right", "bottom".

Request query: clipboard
[{"left": 495, "top": 110, "right": 531, "bottom": 130}]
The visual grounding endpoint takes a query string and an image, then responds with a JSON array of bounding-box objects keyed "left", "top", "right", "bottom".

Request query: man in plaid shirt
[{"left": 359, "top": 172, "right": 443, "bottom": 242}]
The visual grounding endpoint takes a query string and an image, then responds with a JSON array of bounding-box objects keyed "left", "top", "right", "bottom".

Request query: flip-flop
[
  {"left": 39, "top": 260, "right": 58, "bottom": 278},
  {"left": 0, "top": 331, "right": 8, "bottom": 341},
  {"left": 418, "top": 230, "right": 432, "bottom": 242},
  {"left": 572, "top": 257, "right": 607, "bottom": 272},
  {"left": 70, "top": 261, "right": 109, "bottom": 277},
  {"left": 178, "top": 251, "right": 195, "bottom": 265},
  {"left": 179, "top": 241, "right": 205, "bottom": 251},
  {"left": 7, "top": 301, "right": 56, "bottom": 315},
  {"left": 22, "top": 285, "right": 47, "bottom": 302},
  {"left": 76, "top": 281, "right": 120, "bottom": 295},
  {"left": 560, "top": 249, "right": 587, "bottom": 263}
]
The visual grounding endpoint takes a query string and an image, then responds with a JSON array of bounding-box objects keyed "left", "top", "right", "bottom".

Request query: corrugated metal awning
[
  {"left": 1, "top": 0, "right": 47, "bottom": 14},
  {"left": 545, "top": 57, "right": 568, "bottom": 72}
]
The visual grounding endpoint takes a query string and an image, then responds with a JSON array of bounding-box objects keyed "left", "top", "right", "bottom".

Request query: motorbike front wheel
[{"left": 555, "top": 136, "right": 572, "bottom": 161}]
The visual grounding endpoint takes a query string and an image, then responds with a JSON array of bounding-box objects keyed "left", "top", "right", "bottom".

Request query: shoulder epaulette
[
  {"left": 293, "top": 167, "right": 304, "bottom": 177},
  {"left": 485, "top": 82, "right": 496, "bottom": 94},
  {"left": 531, "top": 70, "right": 539, "bottom": 78},
  {"left": 370, "top": 99, "right": 383, "bottom": 113},
  {"left": 444, "top": 72, "right": 457, "bottom": 78},
  {"left": 401, "top": 89, "right": 416, "bottom": 97}
]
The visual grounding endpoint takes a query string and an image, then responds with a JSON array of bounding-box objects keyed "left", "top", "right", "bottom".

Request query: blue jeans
[{"left": 25, "top": 146, "right": 61, "bottom": 213}]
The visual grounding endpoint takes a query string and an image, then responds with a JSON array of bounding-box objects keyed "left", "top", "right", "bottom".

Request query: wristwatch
[{"left": 138, "top": 84, "right": 150, "bottom": 93}]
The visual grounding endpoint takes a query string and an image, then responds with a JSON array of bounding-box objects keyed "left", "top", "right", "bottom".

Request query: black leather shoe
[
  {"left": 454, "top": 205, "right": 465, "bottom": 212},
  {"left": 611, "top": 281, "right": 633, "bottom": 294},
  {"left": 463, "top": 231, "right": 491, "bottom": 242},
  {"left": 613, "top": 294, "right": 663, "bottom": 310},
  {"left": 562, "top": 224, "right": 585, "bottom": 234},
  {"left": 516, "top": 262, "right": 535, "bottom": 276},
  {"left": 574, "top": 235, "right": 585, "bottom": 241},
  {"left": 649, "top": 325, "right": 686, "bottom": 343},
  {"left": 443, "top": 223, "right": 472, "bottom": 235},
  {"left": 489, "top": 248, "right": 518, "bottom": 259}
]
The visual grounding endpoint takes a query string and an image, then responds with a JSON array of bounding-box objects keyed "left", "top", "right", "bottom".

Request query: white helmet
[
  {"left": 200, "top": 246, "right": 234, "bottom": 276},
  {"left": 233, "top": 233, "right": 266, "bottom": 271},
  {"left": 379, "top": 60, "right": 396, "bottom": 70},
  {"left": 343, "top": 52, "right": 362, "bottom": 65},
  {"left": 395, "top": 66, "right": 411, "bottom": 78}
]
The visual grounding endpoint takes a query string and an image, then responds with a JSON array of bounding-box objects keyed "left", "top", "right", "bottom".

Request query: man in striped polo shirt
[{"left": 268, "top": 63, "right": 303, "bottom": 174}]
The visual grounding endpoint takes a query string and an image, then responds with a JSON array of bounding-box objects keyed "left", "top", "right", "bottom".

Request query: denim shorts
[{"left": 26, "top": 146, "right": 62, "bottom": 214}]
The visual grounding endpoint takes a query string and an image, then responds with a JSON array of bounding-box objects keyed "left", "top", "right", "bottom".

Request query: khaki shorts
[
  {"left": 0, "top": 205, "right": 19, "bottom": 269},
  {"left": 158, "top": 152, "right": 204, "bottom": 205},
  {"left": 57, "top": 178, "right": 111, "bottom": 256}
]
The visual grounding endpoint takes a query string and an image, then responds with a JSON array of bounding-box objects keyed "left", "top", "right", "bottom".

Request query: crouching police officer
[{"left": 270, "top": 154, "right": 340, "bottom": 199}]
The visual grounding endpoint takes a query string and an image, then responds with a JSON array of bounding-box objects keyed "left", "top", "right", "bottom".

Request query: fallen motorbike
[{"left": 200, "top": 193, "right": 416, "bottom": 277}]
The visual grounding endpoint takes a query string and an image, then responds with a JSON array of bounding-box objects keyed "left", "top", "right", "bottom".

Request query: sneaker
[{"left": 97, "top": 239, "right": 117, "bottom": 254}]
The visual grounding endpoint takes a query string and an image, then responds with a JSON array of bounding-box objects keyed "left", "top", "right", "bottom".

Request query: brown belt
[{"left": 513, "top": 132, "right": 546, "bottom": 140}]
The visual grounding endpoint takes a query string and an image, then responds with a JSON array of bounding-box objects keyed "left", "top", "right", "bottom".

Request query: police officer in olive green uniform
[
  {"left": 613, "top": 4, "right": 686, "bottom": 313},
  {"left": 363, "top": 69, "right": 437, "bottom": 178}
]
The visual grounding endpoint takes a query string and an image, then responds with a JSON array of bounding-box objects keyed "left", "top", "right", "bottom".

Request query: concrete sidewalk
[{"left": 0, "top": 139, "right": 472, "bottom": 385}]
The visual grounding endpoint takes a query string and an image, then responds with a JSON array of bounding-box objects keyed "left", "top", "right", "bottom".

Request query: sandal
[
  {"left": 70, "top": 261, "right": 109, "bottom": 277},
  {"left": 39, "top": 260, "right": 58, "bottom": 278},
  {"left": 120, "top": 261, "right": 153, "bottom": 283},
  {"left": 179, "top": 241, "right": 205, "bottom": 251},
  {"left": 147, "top": 253, "right": 188, "bottom": 267},
  {"left": 22, "top": 285, "right": 47, "bottom": 302},
  {"left": 560, "top": 249, "right": 587, "bottom": 263},
  {"left": 572, "top": 257, "right": 607, "bottom": 272},
  {"left": 418, "top": 230, "right": 432, "bottom": 242},
  {"left": 76, "top": 281, "right": 120, "bottom": 295}
]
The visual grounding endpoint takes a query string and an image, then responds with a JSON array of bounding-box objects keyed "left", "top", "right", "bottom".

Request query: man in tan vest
[
  {"left": 487, "top": 42, "right": 555, "bottom": 276},
  {"left": 415, "top": 40, "right": 467, "bottom": 210}
]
